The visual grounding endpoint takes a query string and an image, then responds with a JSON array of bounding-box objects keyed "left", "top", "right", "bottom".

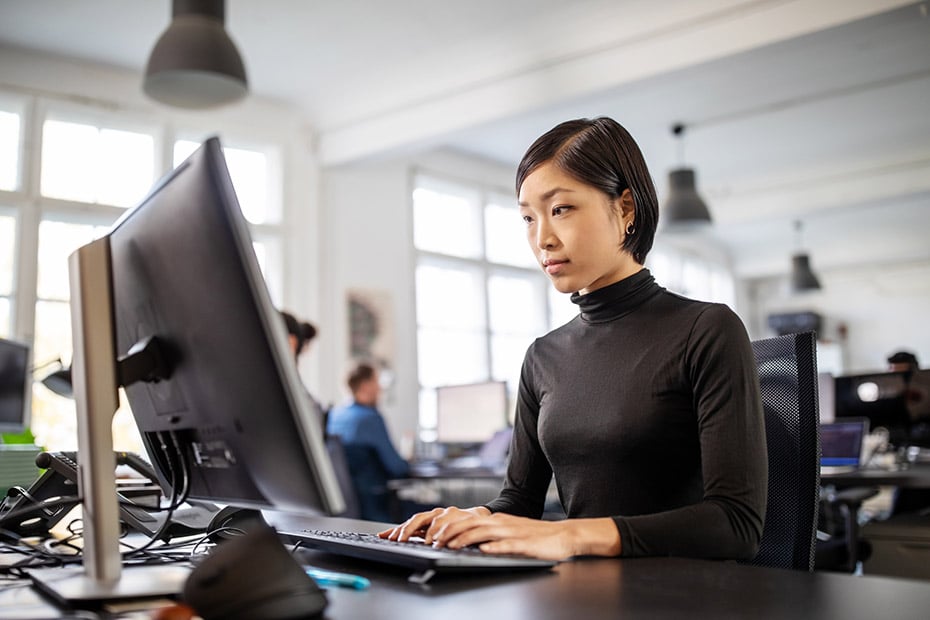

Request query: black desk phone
[{"left": 0, "top": 451, "right": 219, "bottom": 540}]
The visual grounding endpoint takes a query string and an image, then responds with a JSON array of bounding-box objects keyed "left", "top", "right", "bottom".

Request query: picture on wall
[{"left": 347, "top": 288, "right": 396, "bottom": 403}]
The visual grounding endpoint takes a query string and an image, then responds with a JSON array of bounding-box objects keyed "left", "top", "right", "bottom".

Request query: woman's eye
[
  {"left": 552, "top": 206, "right": 568, "bottom": 216},
  {"left": 521, "top": 214, "right": 533, "bottom": 224}
]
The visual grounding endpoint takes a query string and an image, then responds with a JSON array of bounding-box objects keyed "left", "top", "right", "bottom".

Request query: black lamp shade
[
  {"left": 664, "top": 168, "right": 712, "bottom": 226},
  {"left": 41, "top": 367, "right": 73, "bottom": 398},
  {"left": 143, "top": 0, "right": 248, "bottom": 109},
  {"left": 790, "top": 254, "right": 822, "bottom": 292}
]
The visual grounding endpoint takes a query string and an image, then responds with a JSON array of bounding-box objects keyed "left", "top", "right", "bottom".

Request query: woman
[{"left": 382, "top": 117, "right": 767, "bottom": 561}]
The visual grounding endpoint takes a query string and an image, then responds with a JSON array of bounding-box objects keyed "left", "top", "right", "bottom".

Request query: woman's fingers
[{"left": 378, "top": 507, "right": 443, "bottom": 541}]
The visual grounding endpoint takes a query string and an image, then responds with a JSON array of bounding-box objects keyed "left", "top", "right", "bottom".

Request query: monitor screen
[
  {"left": 436, "top": 381, "right": 508, "bottom": 444},
  {"left": 106, "top": 137, "right": 343, "bottom": 515},
  {"left": 820, "top": 419, "right": 867, "bottom": 467},
  {"left": 834, "top": 371, "right": 910, "bottom": 440},
  {"left": 0, "top": 337, "right": 30, "bottom": 434}
]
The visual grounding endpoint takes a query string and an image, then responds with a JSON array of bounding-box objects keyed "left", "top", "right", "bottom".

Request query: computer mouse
[
  {"left": 206, "top": 505, "right": 268, "bottom": 543},
  {"left": 183, "top": 521, "right": 328, "bottom": 620}
]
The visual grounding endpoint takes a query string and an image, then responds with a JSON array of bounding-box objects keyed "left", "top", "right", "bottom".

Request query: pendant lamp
[
  {"left": 790, "top": 220, "right": 822, "bottom": 292},
  {"left": 663, "top": 123, "right": 712, "bottom": 228},
  {"left": 143, "top": 0, "right": 248, "bottom": 109}
]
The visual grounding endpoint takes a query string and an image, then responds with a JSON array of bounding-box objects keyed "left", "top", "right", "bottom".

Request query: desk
[
  {"left": 7, "top": 515, "right": 930, "bottom": 619},
  {"left": 277, "top": 516, "right": 930, "bottom": 620},
  {"left": 821, "top": 463, "right": 930, "bottom": 488}
]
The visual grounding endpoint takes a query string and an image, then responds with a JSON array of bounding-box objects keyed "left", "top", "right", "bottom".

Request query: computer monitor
[
  {"left": 0, "top": 337, "right": 31, "bottom": 434},
  {"left": 436, "top": 381, "right": 508, "bottom": 447},
  {"left": 834, "top": 371, "right": 910, "bottom": 442},
  {"left": 29, "top": 138, "right": 344, "bottom": 603}
]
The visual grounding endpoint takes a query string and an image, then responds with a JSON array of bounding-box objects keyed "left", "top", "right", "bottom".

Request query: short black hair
[
  {"left": 515, "top": 117, "right": 658, "bottom": 264},
  {"left": 888, "top": 350, "right": 919, "bottom": 368}
]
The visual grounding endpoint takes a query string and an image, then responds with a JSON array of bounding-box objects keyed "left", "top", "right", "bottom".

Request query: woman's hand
[
  {"left": 378, "top": 505, "right": 489, "bottom": 544},
  {"left": 380, "top": 509, "right": 621, "bottom": 561}
]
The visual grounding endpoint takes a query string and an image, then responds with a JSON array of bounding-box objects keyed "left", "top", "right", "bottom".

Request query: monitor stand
[{"left": 27, "top": 238, "right": 189, "bottom": 605}]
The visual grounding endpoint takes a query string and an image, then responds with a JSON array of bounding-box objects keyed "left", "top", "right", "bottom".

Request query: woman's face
[{"left": 518, "top": 161, "right": 640, "bottom": 295}]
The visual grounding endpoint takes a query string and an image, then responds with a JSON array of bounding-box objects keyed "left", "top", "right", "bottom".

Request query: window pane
[
  {"left": 485, "top": 201, "right": 535, "bottom": 268},
  {"left": 33, "top": 299, "right": 72, "bottom": 370},
  {"left": 0, "top": 298, "right": 9, "bottom": 338},
  {"left": 488, "top": 273, "right": 546, "bottom": 335},
  {"left": 173, "top": 140, "right": 198, "bottom": 164},
  {"left": 548, "top": 287, "right": 577, "bottom": 329},
  {"left": 36, "top": 221, "right": 100, "bottom": 300},
  {"left": 490, "top": 333, "right": 534, "bottom": 387},
  {"left": 41, "top": 119, "right": 154, "bottom": 207},
  {"left": 224, "top": 146, "right": 270, "bottom": 225},
  {"left": 413, "top": 186, "right": 482, "bottom": 258},
  {"left": 417, "top": 327, "right": 487, "bottom": 388},
  {"left": 41, "top": 120, "right": 98, "bottom": 203},
  {"left": 96, "top": 128, "right": 155, "bottom": 207},
  {"left": 415, "top": 263, "right": 486, "bottom": 330},
  {"left": 0, "top": 111, "right": 20, "bottom": 191},
  {"left": 0, "top": 214, "right": 14, "bottom": 295}
]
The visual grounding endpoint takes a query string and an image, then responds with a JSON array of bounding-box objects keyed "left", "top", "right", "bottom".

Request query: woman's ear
[{"left": 619, "top": 188, "right": 636, "bottom": 228}]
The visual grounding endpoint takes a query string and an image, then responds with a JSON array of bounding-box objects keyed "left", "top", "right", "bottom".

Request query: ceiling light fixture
[
  {"left": 143, "top": 0, "right": 248, "bottom": 109},
  {"left": 790, "top": 220, "right": 822, "bottom": 292},
  {"left": 662, "top": 123, "right": 712, "bottom": 229}
]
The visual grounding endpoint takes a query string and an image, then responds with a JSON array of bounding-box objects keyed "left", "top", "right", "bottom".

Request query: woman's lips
[{"left": 543, "top": 259, "right": 567, "bottom": 275}]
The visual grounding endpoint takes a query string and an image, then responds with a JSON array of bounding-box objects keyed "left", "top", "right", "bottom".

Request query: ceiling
[{"left": 1, "top": 0, "right": 929, "bottom": 279}]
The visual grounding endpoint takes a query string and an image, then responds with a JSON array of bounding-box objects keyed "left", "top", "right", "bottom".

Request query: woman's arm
[{"left": 614, "top": 305, "right": 767, "bottom": 559}]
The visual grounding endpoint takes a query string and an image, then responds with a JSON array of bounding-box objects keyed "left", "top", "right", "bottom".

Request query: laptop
[{"left": 820, "top": 419, "right": 869, "bottom": 473}]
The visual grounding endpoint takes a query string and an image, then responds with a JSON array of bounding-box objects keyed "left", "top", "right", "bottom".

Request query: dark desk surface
[
  {"left": 6, "top": 515, "right": 930, "bottom": 619},
  {"left": 821, "top": 463, "right": 930, "bottom": 488},
  {"left": 275, "top": 515, "right": 930, "bottom": 620}
]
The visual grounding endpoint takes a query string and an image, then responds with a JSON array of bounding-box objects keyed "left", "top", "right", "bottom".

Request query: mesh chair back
[
  {"left": 324, "top": 435, "right": 361, "bottom": 519},
  {"left": 748, "top": 331, "right": 821, "bottom": 571}
]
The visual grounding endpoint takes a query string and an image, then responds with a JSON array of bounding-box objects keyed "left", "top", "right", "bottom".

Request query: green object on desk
[{"left": 305, "top": 567, "right": 371, "bottom": 590}]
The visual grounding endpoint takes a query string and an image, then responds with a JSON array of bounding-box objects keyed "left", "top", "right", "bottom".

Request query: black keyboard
[{"left": 281, "top": 528, "right": 556, "bottom": 582}]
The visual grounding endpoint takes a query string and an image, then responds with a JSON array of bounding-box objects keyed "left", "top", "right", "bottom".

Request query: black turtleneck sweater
[{"left": 485, "top": 269, "right": 767, "bottom": 560}]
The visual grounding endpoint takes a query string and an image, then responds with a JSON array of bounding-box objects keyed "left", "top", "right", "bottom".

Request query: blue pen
[{"left": 305, "top": 567, "right": 371, "bottom": 590}]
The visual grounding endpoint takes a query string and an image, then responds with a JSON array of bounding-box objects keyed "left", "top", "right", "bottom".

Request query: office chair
[
  {"left": 324, "top": 435, "right": 362, "bottom": 519},
  {"left": 746, "top": 331, "right": 821, "bottom": 571}
]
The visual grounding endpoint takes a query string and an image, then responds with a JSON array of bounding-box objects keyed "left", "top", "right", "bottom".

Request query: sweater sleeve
[
  {"left": 613, "top": 305, "right": 768, "bottom": 559},
  {"left": 485, "top": 347, "right": 554, "bottom": 517}
]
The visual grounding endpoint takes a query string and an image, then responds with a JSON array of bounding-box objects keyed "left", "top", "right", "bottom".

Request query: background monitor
[
  {"left": 436, "top": 380, "right": 508, "bottom": 445},
  {"left": 834, "top": 371, "right": 910, "bottom": 442},
  {"left": 0, "top": 337, "right": 30, "bottom": 435}
]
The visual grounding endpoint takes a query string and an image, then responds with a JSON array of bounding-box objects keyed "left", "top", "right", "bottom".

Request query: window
[
  {"left": 413, "top": 174, "right": 573, "bottom": 439},
  {"left": 0, "top": 213, "right": 14, "bottom": 337},
  {"left": 41, "top": 118, "right": 156, "bottom": 208},
  {"left": 0, "top": 107, "right": 21, "bottom": 192},
  {"left": 1, "top": 94, "right": 290, "bottom": 451},
  {"left": 647, "top": 247, "right": 736, "bottom": 307}
]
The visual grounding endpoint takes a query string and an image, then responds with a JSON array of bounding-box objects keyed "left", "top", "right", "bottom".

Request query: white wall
[
  {"left": 318, "top": 149, "right": 514, "bottom": 446},
  {"left": 744, "top": 259, "right": 930, "bottom": 373}
]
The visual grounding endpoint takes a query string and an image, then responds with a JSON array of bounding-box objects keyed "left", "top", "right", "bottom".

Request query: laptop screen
[{"left": 820, "top": 419, "right": 868, "bottom": 467}]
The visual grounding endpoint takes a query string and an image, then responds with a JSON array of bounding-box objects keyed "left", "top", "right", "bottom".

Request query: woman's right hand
[{"left": 378, "top": 505, "right": 491, "bottom": 545}]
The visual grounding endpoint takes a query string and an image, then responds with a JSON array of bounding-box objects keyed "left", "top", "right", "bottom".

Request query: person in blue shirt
[{"left": 327, "top": 362, "right": 409, "bottom": 521}]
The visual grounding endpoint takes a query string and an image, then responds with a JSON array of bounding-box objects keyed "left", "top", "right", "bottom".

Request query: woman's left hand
[{"left": 432, "top": 513, "right": 621, "bottom": 561}]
